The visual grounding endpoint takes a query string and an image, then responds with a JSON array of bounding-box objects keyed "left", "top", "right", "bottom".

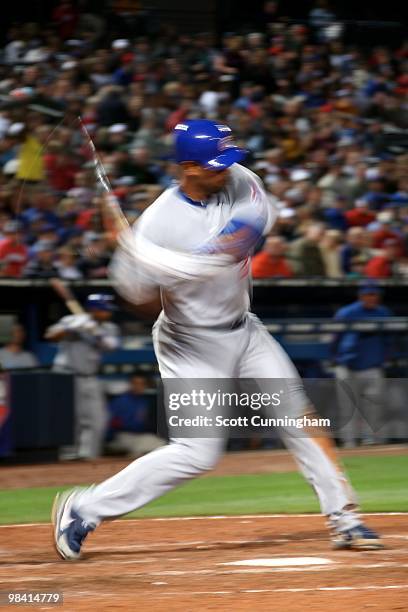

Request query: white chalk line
[
  {"left": 1, "top": 562, "right": 407, "bottom": 582},
  {"left": 145, "top": 563, "right": 408, "bottom": 577},
  {"left": 143, "top": 512, "right": 408, "bottom": 521},
  {"left": 63, "top": 591, "right": 118, "bottom": 599},
  {"left": 0, "top": 511, "right": 407, "bottom": 528},
  {"left": 50, "top": 584, "right": 408, "bottom": 598},
  {"left": 132, "top": 585, "right": 408, "bottom": 597},
  {"left": 0, "top": 577, "right": 51, "bottom": 584}
]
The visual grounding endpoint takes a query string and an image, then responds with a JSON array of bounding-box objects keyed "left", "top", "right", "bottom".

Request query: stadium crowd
[{"left": 0, "top": 0, "right": 407, "bottom": 279}]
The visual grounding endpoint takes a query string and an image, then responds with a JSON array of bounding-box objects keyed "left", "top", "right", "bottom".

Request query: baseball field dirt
[
  {"left": 0, "top": 447, "right": 407, "bottom": 611},
  {"left": 0, "top": 514, "right": 407, "bottom": 611}
]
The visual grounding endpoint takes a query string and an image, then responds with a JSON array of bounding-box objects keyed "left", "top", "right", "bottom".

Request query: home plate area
[
  {"left": 0, "top": 514, "right": 407, "bottom": 611},
  {"left": 223, "top": 556, "right": 334, "bottom": 566}
]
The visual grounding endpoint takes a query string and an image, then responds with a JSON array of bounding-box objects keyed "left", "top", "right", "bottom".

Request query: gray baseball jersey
[
  {"left": 74, "top": 163, "right": 359, "bottom": 529},
  {"left": 49, "top": 315, "right": 120, "bottom": 375},
  {"left": 111, "top": 164, "right": 277, "bottom": 328},
  {"left": 47, "top": 314, "right": 120, "bottom": 459}
]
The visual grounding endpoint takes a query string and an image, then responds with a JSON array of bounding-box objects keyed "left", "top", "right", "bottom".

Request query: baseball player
[
  {"left": 53, "top": 120, "right": 382, "bottom": 559},
  {"left": 46, "top": 294, "right": 120, "bottom": 460}
]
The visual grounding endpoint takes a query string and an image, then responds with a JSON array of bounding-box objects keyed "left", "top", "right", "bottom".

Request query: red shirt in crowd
[
  {"left": 251, "top": 252, "right": 294, "bottom": 278},
  {"left": 345, "top": 209, "right": 376, "bottom": 227},
  {"left": 44, "top": 153, "right": 79, "bottom": 191},
  {"left": 364, "top": 256, "right": 392, "bottom": 278},
  {"left": 52, "top": 2, "right": 78, "bottom": 40},
  {"left": 371, "top": 228, "right": 405, "bottom": 255},
  {"left": 0, "top": 238, "right": 28, "bottom": 277},
  {"left": 75, "top": 209, "right": 97, "bottom": 229}
]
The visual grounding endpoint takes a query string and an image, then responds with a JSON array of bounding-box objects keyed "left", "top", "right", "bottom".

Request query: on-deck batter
[
  {"left": 52, "top": 119, "right": 383, "bottom": 559},
  {"left": 46, "top": 294, "right": 120, "bottom": 459}
]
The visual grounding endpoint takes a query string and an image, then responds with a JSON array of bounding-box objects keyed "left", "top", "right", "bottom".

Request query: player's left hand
[{"left": 64, "top": 314, "right": 97, "bottom": 333}]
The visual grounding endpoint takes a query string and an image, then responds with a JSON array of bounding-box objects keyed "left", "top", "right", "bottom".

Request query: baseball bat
[
  {"left": 49, "top": 277, "right": 85, "bottom": 315},
  {"left": 78, "top": 117, "right": 130, "bottom": 243}
]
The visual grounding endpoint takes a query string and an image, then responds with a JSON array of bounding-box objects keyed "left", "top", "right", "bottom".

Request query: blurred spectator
[
  {"left": 9, "top": 123, "right": 45, "bottom": 183},
  {"left": 364, "top": 239, "right": 400, "bottom": 278},
  {"left": 107, "top": 375, "right": 165, "bottom": 457},
  {"left": 0, "top": 323, "right": 38, "bottom": 370},
  {"left": 55, "top": 246, "right": 83, "bottom": 280},
  {"left": 319, "top": 229, "right": 343, "bottom": 278},
  {"left": 44, "top": 148, "right": 79, "bottom": 192},
  {"left": 23, "top": 240, "right": 59, "bottom": 278},
  {"left": 158, "top": 161, "right": 179, "bottom": 189},
  {"left": 340, "top": 227, "right": 370, "bottom": 276},
  {"left": 79, "top": 234, "right": 111, "bottom": 278},
  {"left": 0, "top": 221, "right": 28, "bottom": 277},
  {"left": 251, "top": 236, "right": 293, "bottom": 278},
  {"left": 66, "top": 171, "right": 95, "bottom": 207},
  {"left": 0, "top": 7, "right": 405, "bottom": 279},
  {"left": 275, "top": 208, "right": 298, "bottom": 242},
  {"left": 345, "top": 199, "right": 376, "bottom": 228},
  {"left": 322, "top": 196, "right": 348, "bottom": 232},
  {"left": 309, "top": 1, "right": 337, "bottom": 35},
  {"left": 127, "top": 148, "right": 159, "bottom": 185},
  {"left": 370, "top": 211, "right": 405, "bottom": 254},
  {"left": 28, "top": 223, "right": 59, "bottom": 250},
  {"left": 289, "top": 223, "right": 326, "bottom": 276},
  {"left": 348, "top": 254, "right": 368, "bottom": 279},
  {"left": 333, "top": 282, "right": 393, "bottom": 446},
  {"left": 52, "top": 0, "right": 78, "bottom": 40},
  {"left": 20, "top": 188, "right": 60, "bottom": 229},
  {"left": 96, "top": 86, "right": 129, "bottom": 127}
]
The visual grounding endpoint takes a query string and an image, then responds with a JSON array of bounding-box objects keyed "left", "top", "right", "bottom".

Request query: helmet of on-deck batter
[
  {"left": 173, "top": 119, "right": 247, "bottom": 169},
  {"left": 85, "top": 294, "right": 116, "bottom": 311},
  {"left": 358, "top": 281, "right": 382, "bottom": 296}
]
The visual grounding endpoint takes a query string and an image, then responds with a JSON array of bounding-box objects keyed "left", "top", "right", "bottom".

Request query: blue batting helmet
[
  {"left": 358, "top": 281, "right": 381, "bottom": 296},
  {"left": 173, "top": 119, "right": 247, "bottom": 170},
  {"left": 85, "top": 294, "right": 116, "bottom": 311}
]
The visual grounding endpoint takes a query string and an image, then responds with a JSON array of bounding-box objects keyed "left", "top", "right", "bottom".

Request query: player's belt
[
  {"left": 211, "top": 316, "right": 246, "bottom": 331},
  {"left": 161, "top": 315, "right": 247, "bottom": 332},
  {"left": 192, "top": 316, "right": 246, "bottom": 331},
  {"left": 230, "top": 317, "right": 246, "bottom": 330}
]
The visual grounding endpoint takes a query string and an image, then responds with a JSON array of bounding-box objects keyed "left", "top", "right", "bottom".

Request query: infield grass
[{"left": 0, "top": 454, "right": 406, "bottom": 525}]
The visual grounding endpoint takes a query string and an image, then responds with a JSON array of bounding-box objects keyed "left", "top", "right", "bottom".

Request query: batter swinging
[{"left": 52, "top": 120, "right": 382, "bottom": 559}]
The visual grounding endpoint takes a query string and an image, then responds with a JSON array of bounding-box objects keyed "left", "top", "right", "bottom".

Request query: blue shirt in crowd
[
  {"left": 108, "top": 393, "right": 152, "bottom": 434},
  {"left": 333, "top": 301, "right": 393, "bottom": 371}
]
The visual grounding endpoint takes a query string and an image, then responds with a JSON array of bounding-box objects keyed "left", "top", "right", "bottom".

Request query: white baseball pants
[{"left": 74, "top": 314, "right": 357, "bottom": 525}]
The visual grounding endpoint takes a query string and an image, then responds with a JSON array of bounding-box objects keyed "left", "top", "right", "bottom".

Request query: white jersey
[
  {"left": 111, "top": 164, "right": 278, "bottom": 329},
  {"left": 48, "top": 315, "right": 120, "bottom": 376}
]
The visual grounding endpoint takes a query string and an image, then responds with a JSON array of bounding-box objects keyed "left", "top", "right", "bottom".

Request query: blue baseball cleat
[
  {"left": 332, "top": 523, "right": 383, "bottom": 550},
  {"left": 52, "top": 488, "right": 95, "bottom": 560}
]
